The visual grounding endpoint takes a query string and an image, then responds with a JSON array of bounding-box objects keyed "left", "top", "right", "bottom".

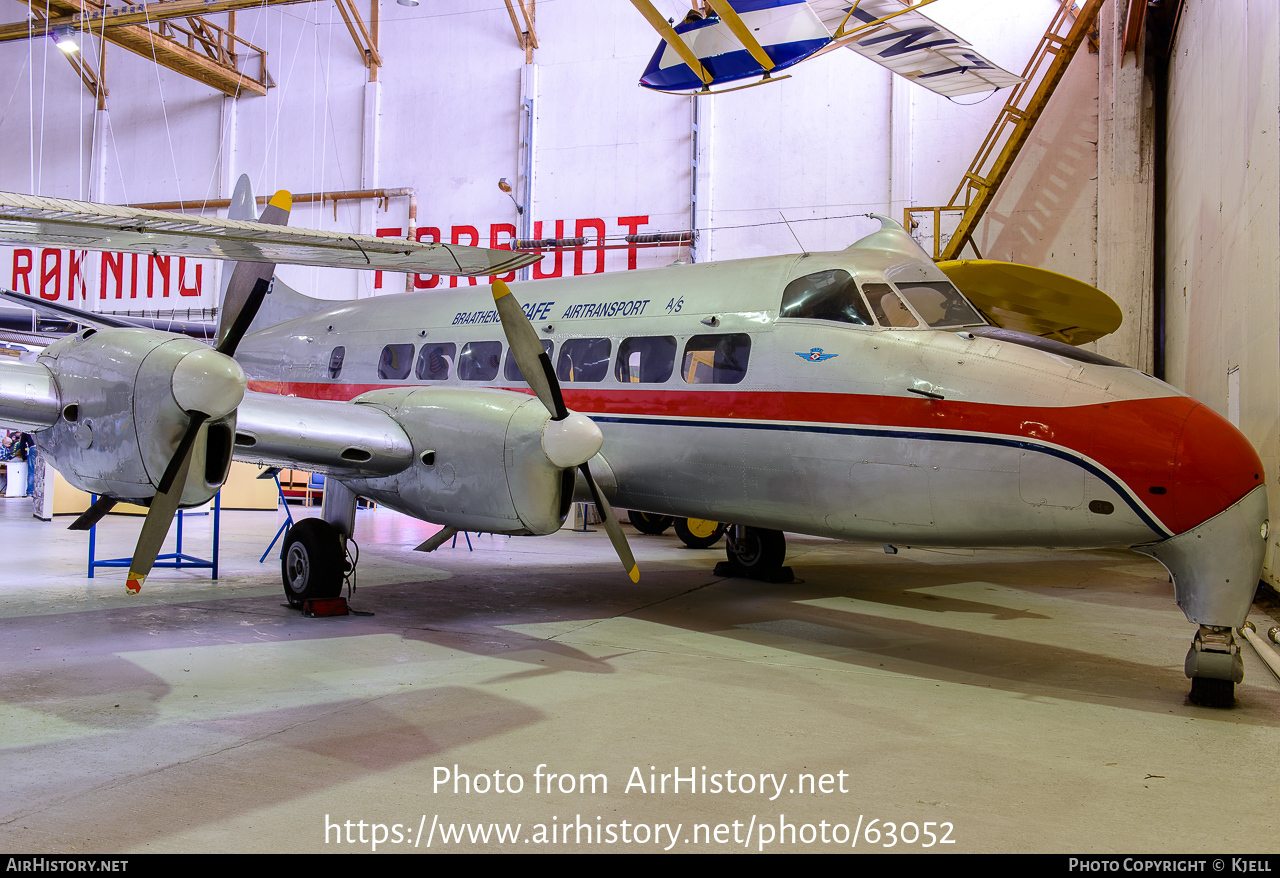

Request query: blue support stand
[
  {"left": 450, "top": 531, "right": 474, "bottom": 551},
  {"left": 259, "top": 472, "right": 296, "bottom": 563},
  {"left": 88, "top": 493, "right": 220, "bottom": 579}
]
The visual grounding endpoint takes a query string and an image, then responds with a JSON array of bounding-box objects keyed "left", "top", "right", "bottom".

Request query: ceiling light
[
  {"left": 396, "top": 0, "right": 419, "bottom": 7},
  {"left": 52, "top": 27, "right": 79, "bottom": 54}
]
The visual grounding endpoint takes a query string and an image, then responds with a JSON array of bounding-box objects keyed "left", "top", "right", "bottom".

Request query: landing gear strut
[
  {"left": 1186, "top": 625, "right": 1243, "bottom": 708},
  {"left": 715, "top": 526, "right": 793, "bottom": 582}
]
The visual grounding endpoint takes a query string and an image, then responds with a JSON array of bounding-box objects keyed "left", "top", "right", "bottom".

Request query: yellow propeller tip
[
  {"left": 628, "top": 566, "right": 640, "bottom": 583},
  {"left": 268, "top": 190, "right": 293, "bottom": 211},
  {"left": 125, "top": 573, "right": 145, "bottom": 594},
  {"left": 492, "top": 279, "right": 512, "bottom": 301}
]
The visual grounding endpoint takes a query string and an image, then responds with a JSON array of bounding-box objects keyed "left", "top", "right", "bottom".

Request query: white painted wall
[
  {"left": 1165, "top": 0, "right": 1280, "bottom": 584},
  {"left": 0, "top": 0, "right": 1084, "bottom": 314}
]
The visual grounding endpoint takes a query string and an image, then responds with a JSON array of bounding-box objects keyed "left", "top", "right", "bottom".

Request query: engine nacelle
[
  {"left": 36, "top": 328, "right": 237, "bottom": 506},
  {"left": 345, "top": 387, "right": 574, "bottom": 535}
]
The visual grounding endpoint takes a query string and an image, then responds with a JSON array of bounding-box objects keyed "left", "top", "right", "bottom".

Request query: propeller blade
[
  {"left": 67, "top": 495, "right": 117, "bottom": 531},
  {"left": 580, "top": 461, "right": 639, "bottom": 583},
  {"left": 156, "top": 412, "right": 209, "bottom": 495},
  {"left": 125, "top": 441, "right": 198, "bottom": 595},
  {"left": 491, "top": 279, "right": 568, "bottom": 420},
  {"left": 215, "top": 189, "right": 291, "bottom": 350},
  {"left": 215, "top": 276, "right": 271, "bottom": 357}
]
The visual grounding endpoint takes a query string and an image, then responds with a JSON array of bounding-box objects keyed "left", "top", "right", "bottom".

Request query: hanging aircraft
[
  {"left": 0, "top": 183, "right": 1267, "bottom": 710},
  {"left": 632, "top": 0, "right": 1024, "bottom": 96}
]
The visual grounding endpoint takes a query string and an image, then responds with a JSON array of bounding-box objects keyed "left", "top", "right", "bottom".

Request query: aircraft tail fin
[{"left": 243, "top": 276, "right": 332, "bottom": 336}]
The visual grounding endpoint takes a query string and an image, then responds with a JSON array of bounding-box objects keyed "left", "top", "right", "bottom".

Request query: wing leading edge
[{"left": 0, "top": 191, "right": 539, "bottom": 277}]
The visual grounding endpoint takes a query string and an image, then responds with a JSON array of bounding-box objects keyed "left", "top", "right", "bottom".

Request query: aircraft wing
[
  {"left": 807, "top": 0, "right": 1024, "bottom": 97},
  {"left": 0, "top": 191, "right": 539, "bottom": 277}
]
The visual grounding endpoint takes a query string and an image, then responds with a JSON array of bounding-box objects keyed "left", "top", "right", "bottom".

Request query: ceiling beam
[
  {"left": 0, "top": 0, "right": 313, "bottom": 42},
  {"left": 3, "top": 0, "right": 291, "bottom": 97}
]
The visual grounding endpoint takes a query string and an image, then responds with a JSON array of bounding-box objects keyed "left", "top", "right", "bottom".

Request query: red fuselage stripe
[{"left": 247, "top": 380, "right": 1264, "bottom": 535}]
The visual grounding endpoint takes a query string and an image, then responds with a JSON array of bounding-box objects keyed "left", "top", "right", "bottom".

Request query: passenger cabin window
[
  {"left": 894, "top": 281, "right": 984, "bottom": 328},
  {"left": 682, "top": 333, "right": 750, "bottom": 385},
  {"left": 458, "top": 341, "right": 503, "bottom": 381},
  {"left": 779, "top": 269, "right": 873, "bottom": 326},
  {"left": 557, "top": 338, "right": 611, "bottom": 383},
  {"left": 416, "top": 343, "right": 456, "bottom": 381},
  {"left": 504, "top": 340, "right": 554, "bottom": 382},
  {"left": 615, "top": 336, "right": 676, "bottom": 384},
  {"left": 378, "top": 344, "right": 414, "bottom": 380},
  {"left": 327, "top": 346, "right": 346, "bottom": 379},
  {"left": 863, "top": 283, "right": 919, "bottom": 328}
]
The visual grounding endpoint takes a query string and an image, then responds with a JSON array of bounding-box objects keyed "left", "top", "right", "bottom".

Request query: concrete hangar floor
[{"left": 0, "top": 499, "right": 1277, "bottom": 854}]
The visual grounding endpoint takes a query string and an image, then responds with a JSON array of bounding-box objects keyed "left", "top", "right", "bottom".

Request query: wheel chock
[{"left": 302, "top": 597, "right": 350, "bottom": 617}]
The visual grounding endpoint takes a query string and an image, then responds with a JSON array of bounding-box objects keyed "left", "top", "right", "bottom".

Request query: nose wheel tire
[
  {"left": 675, "top": 517, "right": 727, "bottom": 549},
  {"left": 1188, "top": 676, "right": 1235, "bottom": 708},
  {"left": 628, "top": 510, "right": 675, "bottom": 536},
  {"left": 282, "top": 518, "right": 345, "bottom": 607}
]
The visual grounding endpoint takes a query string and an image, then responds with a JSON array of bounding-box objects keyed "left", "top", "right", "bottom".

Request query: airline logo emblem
[{"left": 797, "top": 348, "right": 837, "bottom": 362}]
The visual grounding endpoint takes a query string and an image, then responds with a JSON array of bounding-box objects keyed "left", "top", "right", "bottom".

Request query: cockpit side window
[
  {"left": 863, "top": 283, "right": 919, "bottom": 328},
  {"left": 895, "top": 281, "right": 985, "bottom": 328},
  {"left": 779, "top": 269, "right": 874, "bottom": 326}
]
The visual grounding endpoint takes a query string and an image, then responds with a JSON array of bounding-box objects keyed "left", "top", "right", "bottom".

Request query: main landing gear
[
  {"left": 281, "top": 518, "right": 347, "bottom": 607},
  {"left": 282, "top": 480, "right": 359, "bottom": 609},
  {"left": 716, "top": 526, "right": 794, "bottom": 583}
]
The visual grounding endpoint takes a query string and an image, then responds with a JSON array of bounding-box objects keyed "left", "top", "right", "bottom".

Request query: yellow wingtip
[
  {"left": 628, "top": 565, "right": 640, "bottom": 583},
  {"left": 268, "top": 190, "right": 293, "bottom": 211},
  {"left": 492, "top": 278, "right": 512, "bottom": 301}
]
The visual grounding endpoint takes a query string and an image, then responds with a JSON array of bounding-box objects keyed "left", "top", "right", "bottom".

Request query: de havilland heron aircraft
[{"left": 0, "top": 182, "right": 1267, "bottom": 709}]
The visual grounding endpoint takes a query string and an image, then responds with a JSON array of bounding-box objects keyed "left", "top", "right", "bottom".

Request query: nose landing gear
[{"left": 1186, "top": 625, "right": 1243, "bottom": 708}]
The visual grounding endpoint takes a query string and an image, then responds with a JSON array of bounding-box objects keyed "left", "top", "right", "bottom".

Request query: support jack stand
[
  {"left": 258, "top": 468, "right": 295, "bottom": 563},
  {"left": 88, "top": 493, "right": 220, "bottom": 579}
]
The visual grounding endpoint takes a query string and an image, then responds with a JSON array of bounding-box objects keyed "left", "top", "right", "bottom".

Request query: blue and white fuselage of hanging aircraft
[{"left": 635, "top": 0, "right": 1024, "bottom": 97}]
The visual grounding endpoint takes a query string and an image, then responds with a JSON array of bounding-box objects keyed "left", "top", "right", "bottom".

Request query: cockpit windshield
[
  {"left": 779, "top": 269, "right": 874, "bottom": 326},
  {"left": 894, "top": 281, "right": 985, "bottom": 328}
]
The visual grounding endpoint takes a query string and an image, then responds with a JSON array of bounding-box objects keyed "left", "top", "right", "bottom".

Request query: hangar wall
[
  {"left": 1164, "top": 0, "right": 1280, "bottom": 584},
  {"left": 0, "top": 0, "right": 1095, "bottom": 310}
]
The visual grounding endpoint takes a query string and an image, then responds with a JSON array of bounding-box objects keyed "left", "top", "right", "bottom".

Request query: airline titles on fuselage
[{"left": 451, "top": 298, "right": 653, "bottom": 326}]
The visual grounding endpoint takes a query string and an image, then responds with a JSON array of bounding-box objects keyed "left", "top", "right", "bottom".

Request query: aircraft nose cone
[{"left": 1161, "top": 403, "right": 1264, "bottom": 535}]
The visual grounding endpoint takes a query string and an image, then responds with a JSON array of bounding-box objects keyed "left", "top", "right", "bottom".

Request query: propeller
[
  {"left": 490, "top": 279, "right": 639, "bottom": 583},
  {"left": 119, "top": 190, "right": 293, "bottom": 594}
]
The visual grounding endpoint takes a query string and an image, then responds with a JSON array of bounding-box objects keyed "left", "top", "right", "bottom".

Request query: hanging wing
[
  {"left": 635, "top": 0, "right": 830, "bottom": 93},
  {"left": 939, "top": 259, "right": 1123, "bottom": 346},
  {"left": 807, "top": 0, "right": 1023, "bottom": 97}
]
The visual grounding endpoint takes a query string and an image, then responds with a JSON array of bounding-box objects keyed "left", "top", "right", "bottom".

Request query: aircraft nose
[{"left": 1159, "top": 402, "right": 1264, "bottom": 535}]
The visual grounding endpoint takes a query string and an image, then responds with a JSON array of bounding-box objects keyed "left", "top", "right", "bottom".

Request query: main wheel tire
[
  {"left": 1188, "top": 676, "right": 1235, "bottom": 708},
  {"left": 628, "top": 510, "right": 675, "bottom": 536},
  {"left": 675, "top": 517, "right": 727, "bottom": 549},
  {"left": 726, "top": 527, "right": 786, "bottom": 574},
  {"left": 282, "top": 518, "right": 345, "bottom": 607}
]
